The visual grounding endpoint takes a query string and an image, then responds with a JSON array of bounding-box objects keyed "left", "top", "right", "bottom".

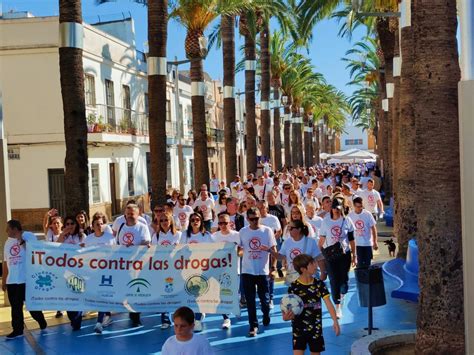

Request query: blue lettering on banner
[{"left": 99, "top": 275, "right": 113, "bottom": 287}]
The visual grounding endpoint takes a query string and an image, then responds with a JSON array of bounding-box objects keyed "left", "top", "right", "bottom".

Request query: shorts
[{"left": 293, "top": 333, "right": 325, "bottom": 353}]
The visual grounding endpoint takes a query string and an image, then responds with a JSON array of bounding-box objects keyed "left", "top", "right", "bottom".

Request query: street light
[{"left": 167, "top": 37, "right": 208, "bottom": 193}]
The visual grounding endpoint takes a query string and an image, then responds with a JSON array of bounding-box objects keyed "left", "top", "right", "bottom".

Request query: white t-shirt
[
  {"left": 230, "top": 181, "right": 242, "bottom": 197},
  {"left": 279, "top": 236, "right": 321, "bottom": 273},
  {"left": 174, "top": 205, "right": 194, "bottom": 230},
  {"left": 303, "top": 195, "right": 320, "bottom": 209},
  {"left": 112, "top": 215, "right": 148, "bottom": 232},
  {"left": 210, "top": 179, "right": 220, "bottom": 193},
  {"left": 360, "top": 189, "right": 382, "bottom": 214},
  {"left": 319, "top": 216, "right": 355, "bottom": 252},
  {"left": 307, "top": 215, "right": 324, "bottom": 239},
  {"left": 84, "top": 231, "right": 116, "bottom": 246},
  {"left": 116, "top": 223, "right": 151, "bottom": 246},
  {"left": 239, "top": 225, "right": 276, "bottom": 275},
  {"left": 46, "top": 229, "right": 60, "bottom": 243},
  {"left": 183, "top": 231, "right": 213, "bottom": 244},
  {"left": 152, "top": 230, "right": 182, "bottom": 246},
  {"left": 260, "top": 214, "right": 282, "bottom": 233},
  {"left": 63, "top": 233, "right": 84, "bottom": 245},
  {"left": 161, "top": 334, "right": 214, "bottom": 355},
  {"left": 348, "top": 210, "right": 376, "bottom": 247},
  {"left": 254, "top": 184, "right": 269, "bottom": 200},
  {"left": 4, "top": 232, "right": 37, "bottom": 284},
  {"left": 212, "top": 230, "right": 240, "bottom": 274},
  {"left": 193, "top": 198, "right": 215, "bottom": 221}
]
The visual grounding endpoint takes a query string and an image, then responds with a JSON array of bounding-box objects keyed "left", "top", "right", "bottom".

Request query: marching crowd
[{"left": 2, "top": 162, "right": 384, "bottom": 354}]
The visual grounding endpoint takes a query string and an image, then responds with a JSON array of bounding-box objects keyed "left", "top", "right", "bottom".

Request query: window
[
  {"left": 144, "top": 93, "right": 149, "bottom": 115},
  {"left": 127, "top": 162, "right": 135, "bottom": 196},
  {"left": 84, "top": 74, "right": 96, "bottom": 107},
  {"left": 105, "top": 79, "right": 115, "bottom": 124},
  {"left": 166, "top": 152, "right": 171, "bottom": 187},
  {"left": 345, "top": 139, "right": 363, "bottom": 145},
  {"left": 122, "top": 85, "right": 131, "bottom": 124},
  {"left": 91, "top": 164, "right": 100, "bottom": 203},
  {"left": 166, "top": 100, "right": 171, "bottom": 121}
]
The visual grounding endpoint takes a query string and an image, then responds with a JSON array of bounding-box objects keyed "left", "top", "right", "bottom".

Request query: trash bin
[{"left": 355, "top": 265, "right": 386, "bottom": 308}]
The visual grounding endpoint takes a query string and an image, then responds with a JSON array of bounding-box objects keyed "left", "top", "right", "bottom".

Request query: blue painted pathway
[{"left": 1, "top": 272, "right": 417, "bottom": 354}]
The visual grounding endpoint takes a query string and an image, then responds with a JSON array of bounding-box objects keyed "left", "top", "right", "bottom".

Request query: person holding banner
[
  {"left": 116, "top": 204, "right": 151, "bottom": 327},
  {"left": 161, "top": 307, "right": 214, "bottom": 354},
  {"left": 112, "top": 200, "right": 149, "bottom": 236},
  {"left": 2, "top": 220, "right": 47, "bottom": 340},
  {"left": 238, "top": 207, "right": 277, "bottom": 337},
  {"left": 84, "top": 213, "right": 115, "bottom": 334}
]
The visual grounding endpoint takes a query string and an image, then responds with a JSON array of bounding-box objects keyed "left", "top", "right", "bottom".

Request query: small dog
[{"left": 384, "top": 239, "right": 396, "bottom": 257}]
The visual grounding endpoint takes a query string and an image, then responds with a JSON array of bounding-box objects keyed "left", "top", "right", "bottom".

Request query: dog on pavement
[{"left": 384, "top": 239, "right": 396, "bottom": 257}]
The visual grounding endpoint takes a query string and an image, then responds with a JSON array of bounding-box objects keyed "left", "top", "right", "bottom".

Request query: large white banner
[{"left": 26, "top": 241, "right": 239, "bottom": 315}]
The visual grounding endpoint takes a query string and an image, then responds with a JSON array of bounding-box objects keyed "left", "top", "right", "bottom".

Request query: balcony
[
  {"left": 207, "top": 127, "right": 225, "bottom": 143},
  {"left": 86, "top": 104, "right": 148, "bottom": 135}
]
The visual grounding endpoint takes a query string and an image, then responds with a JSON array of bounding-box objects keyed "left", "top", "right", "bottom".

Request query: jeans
[
  {"left": 129, "top": 312, "right": 141, "bottom": 324},
  {"left": 356, "top": 246, "right": 373, "bottom": 268},
  {"left": 325, "top": 252, "right": 352, "bottom": 304},
  {"left": 67, "top": 311, "right": 83, "bottom": 330},
  {"left": 242, "top": 274, "right": 270, "bottom": 329},
  {"left": 7, "top": 283, "right": 46, "bottom": 333},
  {"left": 268, "top": 275, "right": 274, "bottom": 301},
  {"left": 98, "top": 312, "right": 111, "bottom": 323}
]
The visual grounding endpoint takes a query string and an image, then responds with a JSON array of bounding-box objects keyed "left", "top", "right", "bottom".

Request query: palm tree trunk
[
  {"left": 260, "top": 23, "right": 271, "bottom": 162},
  {"left": 190, "top": 58, "right": 210, "bottom": 188},
  {"left": 59, "top": 0, "right": 89, "bottom": 216},
  {"left": 147, "top": 0, "right": 168, "bottom": 206},
  {"left": 313, "top": 123, "right": 320, "bottom": 165},
  {"left": 222, "top": 14, "right": 237, "bottom": 184},
  {"left": 303, "top": 114, "right": 310, "bottom": 167},
  {"left": 284, "top": 105, "right": 291, "bottom": 167},
  {"left": 291, "top": 109, "right": 298, "bottom": 166},
  {"left": 244, "top": 32, "right": 257, "bottom": 174},
  {"left": 413, "top": 1, "right": 464, "bottom": 352},
  {"left": 297, "top": 113, "right": 303, "bottom": 166},
  {"left": 395, "top": 0, "right": 417, "bottom": 260},
  {"left": 273, "top": 86, "right": 282, "bottom": 170}
]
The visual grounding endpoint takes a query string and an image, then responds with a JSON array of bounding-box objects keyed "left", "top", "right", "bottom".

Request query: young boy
[
  {"left": 161, "top": 307, "right": 214, "bottom": 355},
  {"left": 282, "top": 254, "right": 340, "bottom": 355}
]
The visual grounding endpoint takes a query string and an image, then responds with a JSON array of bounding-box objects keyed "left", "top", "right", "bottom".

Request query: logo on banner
[
  {"left": 10, "top": 244, "right": 21, "bottom": 257},
  {"left": 67, "top": 275, "right": 85, "bottom": 293},
  {"left": 32, "top": 271, "right": 57, "bottom": 292},
  {"left": 185, "top": 275, "right": 210, "bottom": 297},
  {"left": 164, "top": 277, "right": 174, "bottom": 293},
  {"left": 99, "top": 275, "right": 113, "bottom": 287},
  {"left": 219, "top": 273, "right": 233, "bottom": 296},
  {"left": 127, "top": 278, "right": 151, "bottom": 293}
]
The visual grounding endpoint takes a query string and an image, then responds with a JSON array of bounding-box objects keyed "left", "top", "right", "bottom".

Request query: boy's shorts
[{"left": 293, "top": 333, "right": 325, "bottom": 352}]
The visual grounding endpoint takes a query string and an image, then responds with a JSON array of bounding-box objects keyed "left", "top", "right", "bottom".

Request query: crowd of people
[{"left": 2, "top": 162, "right": 384, "bottom": 354}]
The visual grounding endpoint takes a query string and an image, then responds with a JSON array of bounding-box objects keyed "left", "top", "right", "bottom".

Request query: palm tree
[
  {"left": 59, "top": 0, "right": 89, "bottom": 216},
  {"left": 412, "top": 0, "right": 464, "bottom": 352},
  {"left": 259, "top": 22, "right": 271, "bottom": 162},
  {"left": 147, "top": 0, "right": 168, "bottom": 206}
]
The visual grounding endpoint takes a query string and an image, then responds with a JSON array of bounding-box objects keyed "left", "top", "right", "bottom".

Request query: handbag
[
  {"left": 321, "top": 218, "right": 346, "bottom": 262},
  {"left": 285, "top": 236, "right": 308, "bottom": 286}
]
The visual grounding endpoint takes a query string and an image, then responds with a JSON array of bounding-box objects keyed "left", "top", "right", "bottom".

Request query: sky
[{"left": 3, "top": 0, "right": 366, "bottom": 97}]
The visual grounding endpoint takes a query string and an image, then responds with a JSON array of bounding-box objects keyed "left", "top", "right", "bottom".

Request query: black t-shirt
[
  {"left": 288, "top": 278, "right": 330, "bottom": 338},
  {"left": 268, "top": 204, "right": 286, "bottom": 226}
]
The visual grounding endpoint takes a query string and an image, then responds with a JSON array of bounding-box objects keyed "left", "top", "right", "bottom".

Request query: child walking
[{"left": 282, "top": 254, "right": 340, "bottom": 354}]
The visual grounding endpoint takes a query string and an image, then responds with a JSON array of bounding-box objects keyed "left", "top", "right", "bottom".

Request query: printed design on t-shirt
[
  {"left": 201, "top": 205, "right": 208, "bottom": 212},
  {"left": 330, "top": 226, "right": 341, "bottom": 237},
  {"left": 355, "top": 220, "right": 365, "bottom": 229},
  {"left": 179, "top": 212, "right": 187, "bottom": 221},
  {"left": 160, "top": 240, "right": 173, "bottom": 246},
  {"left": 289, "top": 248, "right": 302, "bottom": 260},
  {"left": 249, "top": 237, "right": 261, "bottom": 250},
  {"left": 122, "top": 232, "right": 135, "bottom": 245},
  {"left": 367, "top": 194, "right": 375, "bottom": 203},
  {"left": 189, "top": 240, "right": 199, "bottom": 244},
  {"left": 10, "top": 244, "right": 21, "bottom": 257}
]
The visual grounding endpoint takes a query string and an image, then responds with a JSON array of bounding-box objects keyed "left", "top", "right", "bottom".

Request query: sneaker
[
  {"left": 336, "top": 304, "right": 343, "bottom": 319},
  {"left": 248, "top": 327, "right": 258, "bottom": 337},
  {"left": 269, "top": 299, "right": 274, "bottom": 309},
  {"left": 194, "top": 320, "right": 203, "bottom": 332},
  {"left": 102, "top": 316, "right": 113, "bottom": 327},
  {"left": 94, "top": 322, "right": 103, "bottom": 334},
  {"left": 222, "top": 318, "right": 231, "bottom": 329},
  {"left": 55, "top": 311, "right": 63, "bottom": 318},
  {"left": 39, "top": 319, "right": 48, "bottom": 330},
  {"left": 6, "top": 331, "right": 23, "bottom": 340},
  {"left": 161, "top": 321, "right": 171, "bottom": 330},
  {"left": 132, "top": 321, "right": 142, "bottom": 327},
  {"left": 263, "top": 314, "right": 271, "bottom": 326}
]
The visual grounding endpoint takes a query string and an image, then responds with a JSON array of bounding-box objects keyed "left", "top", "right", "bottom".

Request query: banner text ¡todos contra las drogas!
[{"left": 25, "top": 241, "right": 240, "bottom": 315}]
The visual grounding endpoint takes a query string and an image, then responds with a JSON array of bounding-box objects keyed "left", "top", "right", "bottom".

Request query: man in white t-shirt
[
  {"left": 112, "top": 200, "right": 149, "bottom": 235},
  {"left": 348, "top": 197, "right": 378, "bottom": 267},
  {"left": 115, "top": 205, "right": 151, "bottom": 327},
  {"left": 161, "top": 307, "right": 214, "bottom": 355},
  {"left": 173, "top": 194, "right": 194, "bottom": 230},
  {"left": 230, "top": 175, "right": 242, "bottom": 198},
  {"left": 209, "top": 173, "right": 220, "bottom": 197},
  {"left": 238, "top": 208, "right": 276, "bottom": 337},
  {"left": 360, "top": 179, "right": 384, "bottom": 218},
  {"left": 2, "top": 220, "right": 47, "bottom": 339},
  {"left": 254, "top": 176, "right": 270, "bottom": 201},
  {"left": 193, "top": 188, "right": 215, "bottom": 231}
]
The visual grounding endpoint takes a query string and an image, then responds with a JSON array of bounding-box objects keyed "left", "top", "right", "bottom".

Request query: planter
[
  {"left": 87, "top": 124, "right": 95, "bottom": 133},
  {"left": 351, "top": 330, "right": 416, "bottom": 355}
]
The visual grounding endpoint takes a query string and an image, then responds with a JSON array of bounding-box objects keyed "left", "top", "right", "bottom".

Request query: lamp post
[{"left": 167, "top": 38, "right": 208, "bottom": 193}]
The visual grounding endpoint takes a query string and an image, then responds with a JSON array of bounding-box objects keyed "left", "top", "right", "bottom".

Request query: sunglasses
[
  {"left": 154, "top": 209, "right": 164, "bottom": 213},
  {"left": 248, "top": 217, "right": 259, "bottom": 222},
  {"left": 218, "top": 222, "right": 229, "bottom": 226},
  {"left": 191, "top": 218, "right": 201, "bottom": 222},
  {"left": 160, "top": 219, "right": 170, "bottom": 223}
]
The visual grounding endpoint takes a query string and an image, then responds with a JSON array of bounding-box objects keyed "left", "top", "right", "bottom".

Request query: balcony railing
[
  {"left": 207, "top": 127, "right": 225, "bottom": 143},
  {"left": 86, "top": 104, "right": 148, "bottom": 136}
]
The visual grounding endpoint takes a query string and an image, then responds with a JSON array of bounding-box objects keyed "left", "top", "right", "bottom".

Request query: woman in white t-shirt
[
  {"left": 85, "top": 213, "right": 115, "bottom": 334},
  {"left": 43, "top": 212, "right": 63, "bottom": 243},
  {"left": 305, "top": 201, "right": 324, "bottom": 240},
  {"left": 214, "top": 192, "right": 228, "bottom": 215},
  {"left": 282, "top": 205, "right": 315, "bottom": 240},
  {"left": 318, "top": 198, "right": 356, "bottom": 319},
  {"left": 57, "top": 216, "right": 85, "bottom": 245}
]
